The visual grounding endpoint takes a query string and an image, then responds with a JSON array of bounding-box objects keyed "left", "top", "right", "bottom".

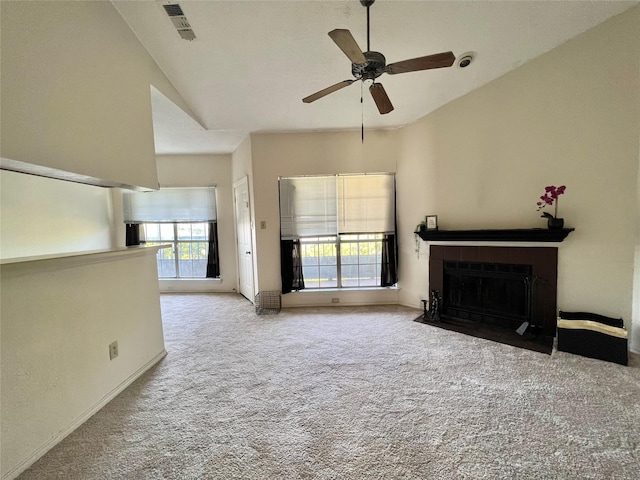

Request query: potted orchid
[{"left": 537, "top": 185, "right": 566, "bottom": 229}]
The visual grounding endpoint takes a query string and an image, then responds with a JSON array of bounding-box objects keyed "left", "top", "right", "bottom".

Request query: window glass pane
[
  {"left": 341, "top": 234, "right": 358, "bottom": 241},
  {"left": 341, "top": 242, "right": 359, "bottom": 264},
  {"left": 160, "top": 224, "right": 175, "bottom": 241},
  {"left": 177, "top": 223, "right": 192, "bottom": 240},
  {"left": 191, "top": 242, "right": 208, "bottom": 277},
  {"left": 192, "top": 242, "right": 208, "bottom": 259},
  {"left": 177, "top": 242, "right": 193, "bottom": 277},
  {"left": 358, "top": 264, "right": 378, "bottom": 286},
  {"left": 154, "top": 244, "right": 176, "bottom": 278},
  {"left": 178, "top": 260, "right": 193, "bottom": 277},
  {"left": 301, "top": 243, "right": 318, "bottom": 266},
  {"left": 341, "top": 264, "right": 358, "bottom": 286},
  {"left": 192, "top": 223, "right": 208, "bottom": 241},
  {"left": 360, "top": 242, "right": 378, "bottom": 264},
  {"left": 145, "top": 223, "right": 161, "bottom": 241},
  {"left": 302, "top": 266, "right": 320, "bottom": 289},
  {"left": 319, "top": 265, "right": 337, "bottom": 288},
  {"left": 318, "top": 242, "right": 336, "bottom": 265}
]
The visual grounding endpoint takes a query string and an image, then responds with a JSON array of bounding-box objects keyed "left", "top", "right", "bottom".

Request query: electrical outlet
[
  {"left": 331, "top": 298, "right": 340, "bottom": 304},
  {"left": 109, "top": 341, "right": 119, "bottom": 360}
]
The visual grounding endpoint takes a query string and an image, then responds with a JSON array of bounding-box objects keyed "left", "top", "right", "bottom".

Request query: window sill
[
  {"left": 158, "top": 277, "right": 233, "bottom": 293},
  {"left": 158, "top": 278, "right": 221, "bottom": 282}
]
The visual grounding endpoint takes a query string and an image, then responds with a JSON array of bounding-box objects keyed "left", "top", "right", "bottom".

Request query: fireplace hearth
[{"left": 419, "top": 246, "right": 558, "bottom": 354}]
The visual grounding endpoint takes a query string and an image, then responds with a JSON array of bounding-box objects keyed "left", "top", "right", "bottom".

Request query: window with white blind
[
  {"left": 279, "top": 174, "right": 396, "bottom": 290},
  {"left": 122, "top": 188, "right": 219, "bottom": 279},
  {"left": 123, "top": 187, "right": 216, "bottom": 224}
]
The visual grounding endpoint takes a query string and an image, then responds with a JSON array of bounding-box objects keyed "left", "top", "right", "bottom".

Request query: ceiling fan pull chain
[{"left": 361, "top": 82, "right": 364, "bottom": 143}]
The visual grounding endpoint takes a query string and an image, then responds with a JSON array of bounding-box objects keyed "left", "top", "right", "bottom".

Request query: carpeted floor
[{"left": 19, "top": 293, "right": 640, "bottom": 479}]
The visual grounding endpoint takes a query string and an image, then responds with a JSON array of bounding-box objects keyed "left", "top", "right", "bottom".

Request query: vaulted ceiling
[{"left": 112, "top": 0, "right": 638, "bottom": 154}]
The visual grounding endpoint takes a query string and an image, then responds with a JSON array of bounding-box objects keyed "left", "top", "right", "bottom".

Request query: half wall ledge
[{"left": 416, "top": 228, "right": 574, "bottom": 243}]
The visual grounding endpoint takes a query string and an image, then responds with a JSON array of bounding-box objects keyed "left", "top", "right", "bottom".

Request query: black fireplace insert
[
  {"left": 421, "top": 246, "right": 558, "bottom": 353},
  {"left": 443, "top": 261, "right": 533, "bottom": 328}
]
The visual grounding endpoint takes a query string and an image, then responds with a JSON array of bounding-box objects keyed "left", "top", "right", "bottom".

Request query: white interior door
[{"left": 234, "top": 177, "right": 254, "bottom": 301}]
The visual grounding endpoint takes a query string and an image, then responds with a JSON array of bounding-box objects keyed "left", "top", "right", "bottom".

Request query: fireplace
[
  {"left": 426, "top": 246, "right": 558, "bottom": 352},
  {"left": 443, "top": 260, "right": 533, "bottom": 327}
]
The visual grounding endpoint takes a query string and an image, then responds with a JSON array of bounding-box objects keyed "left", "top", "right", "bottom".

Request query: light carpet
[{"left": 19, "top": 293, "right": 640, "bottom": 479}]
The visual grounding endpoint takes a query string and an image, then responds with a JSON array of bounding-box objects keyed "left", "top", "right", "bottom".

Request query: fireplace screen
[{"left": 443, "top": 261, "right": 532, "bottom": 326}]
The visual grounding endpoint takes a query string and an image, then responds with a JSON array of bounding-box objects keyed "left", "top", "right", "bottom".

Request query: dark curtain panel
[
  {"left": 380, "top": 234, "right": 398, "bottom": 287},
  {"left": 291, "top": 239, "right": 305, "bottom": 291},
  {"left": 125, "top": 223, "right": 140, "bottom": 246},
  {"left": 206, "top": 222, "right": 220, "bottom": 278},
  {"left": 281, "top": 239, "right": 305, "bottom": 294}
]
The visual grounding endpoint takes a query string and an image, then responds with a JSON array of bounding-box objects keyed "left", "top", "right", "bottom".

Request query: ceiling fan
[{"left": 302, "top": 0, "right": 456, "bottom": 115}]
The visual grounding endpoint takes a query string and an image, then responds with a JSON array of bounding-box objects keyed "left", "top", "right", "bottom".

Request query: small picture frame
[{"left": 425, "top": 215, "right": 438, "bottom": 231}]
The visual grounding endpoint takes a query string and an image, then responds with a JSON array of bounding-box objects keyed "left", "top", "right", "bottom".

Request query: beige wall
[
  {"left": 0, "top": 171, "right": 115, "bottom": 259},
  {"left": 396, "top": 7, "right": 640, "bottom": 351},
  {"left": 0, "top": 1, "right": 196, "bottom": 190},
  {"left": 231, "top": 135, "right": 253, "bottom": 185},
  {"left": 154, "top": 155, "right": 238, "bottom": 292},
  {"left": 249, "top": 129, "right": 401, "bottom": 306},
  {"left": 1, "top": 249, "right": 166, "bottom": 479},
  {"left": 0, "top": 4, "right": 182, "bottom": 476}
]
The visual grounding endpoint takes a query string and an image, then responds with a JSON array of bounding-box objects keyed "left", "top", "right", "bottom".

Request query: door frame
[{"left": 232, "top": 176, "right": 255, "bottom": 302}]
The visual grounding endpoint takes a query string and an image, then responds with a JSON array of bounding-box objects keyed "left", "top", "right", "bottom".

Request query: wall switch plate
[
  {"left": 260, "top": 221, "right": 267, "bottom": 229},
  {"left": 109, "top": 341, "right": 119, "bottom": 360}
]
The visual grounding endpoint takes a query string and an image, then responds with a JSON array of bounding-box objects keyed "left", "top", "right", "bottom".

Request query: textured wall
[
  {"left": 396, "top": 7, "right": 640, "bottom": 351},
  {"left": 1, "top": 249, "right": 166, "bottom": 479}
]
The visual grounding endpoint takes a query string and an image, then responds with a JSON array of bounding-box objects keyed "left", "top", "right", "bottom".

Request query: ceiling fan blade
[
  {"left": 328, "top": 29, "right": 367, "bottom": 65},
  {"left": 302, "top": 80, "right": 356, "bottom": 104},
  {"left": 369, "top": 83, "right": 394, "bottom": 115},
  {"left": 386, "top": 51, "right": 456, "bottom": 75}
]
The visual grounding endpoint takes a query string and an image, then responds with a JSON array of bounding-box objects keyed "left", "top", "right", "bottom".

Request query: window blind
[
  {"left": 338, "top": 174, "right": 395, "bottom": 234},
  {"left": 279, "top": 173, "right": 395, "bottom": 238},
  {"left": 122, "top": 187, "right": 216, "bottom": 223},
  {"left": 279, "top": 176, "right": 337, "bottom": 239}
]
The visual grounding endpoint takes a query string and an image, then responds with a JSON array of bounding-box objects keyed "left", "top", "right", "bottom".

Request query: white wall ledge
[{"left": 0, "top": 245, "right": 170, "bottom": 277}]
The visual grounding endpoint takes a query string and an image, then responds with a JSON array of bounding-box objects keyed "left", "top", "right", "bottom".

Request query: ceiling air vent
[{"left": 162, "top": 3, "right": 196, "bottom": 41}]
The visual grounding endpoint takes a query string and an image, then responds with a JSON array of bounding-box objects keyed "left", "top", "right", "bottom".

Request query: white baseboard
[{"left": 2, "top": 350, "right": 168, "bottom": 480}]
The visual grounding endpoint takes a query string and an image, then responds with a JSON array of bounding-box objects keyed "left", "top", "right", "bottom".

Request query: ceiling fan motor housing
[{"left": 352, "top": 51, "right": 386, "bottom": 80}]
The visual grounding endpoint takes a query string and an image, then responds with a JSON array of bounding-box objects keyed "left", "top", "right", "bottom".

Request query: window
[
  {"left": 122, "top": 187, "right": 219, "bottom": 279},
  {"left": 300, "top": 234, "right": 384, "bottom": 288},
  {"left": 279, "top": 174, "right": 397, "bottom": 291},
  {"left": 143, "top": 222, "right": 209, "bottom": 278}
]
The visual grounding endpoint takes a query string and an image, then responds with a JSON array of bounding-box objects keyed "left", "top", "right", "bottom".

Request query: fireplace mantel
[{"left": 416, "top": 228, "right": 574, "bottom": 243}]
